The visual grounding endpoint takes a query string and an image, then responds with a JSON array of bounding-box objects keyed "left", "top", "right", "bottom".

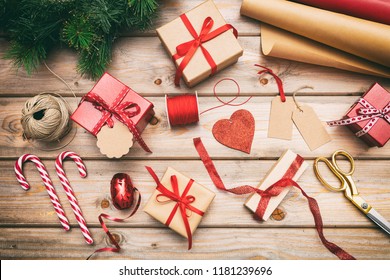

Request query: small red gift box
[
  {"left": 71, "top": 73, "right": 155, "bottom": 152},
  {"left": 328, "top": 83, "right": 390, "bottom": 147}
]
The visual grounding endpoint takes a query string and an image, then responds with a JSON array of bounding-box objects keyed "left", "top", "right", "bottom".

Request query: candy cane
[
  {"left": 55, "top": 151, "right": 93, "bottom": 244},
  {"left": 14, "top": 154, "right": 70, "bottom": 231}
]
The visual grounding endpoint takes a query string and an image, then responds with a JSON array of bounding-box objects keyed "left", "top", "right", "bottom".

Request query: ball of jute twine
[
  {"left": 21, "top": 93, "right": 72, "bottom": 142},
  {"left": 20, "top": 62, "right": 79, "bottom": 150}
]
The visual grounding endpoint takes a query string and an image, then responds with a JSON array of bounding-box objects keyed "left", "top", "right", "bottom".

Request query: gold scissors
[{"left": 314, "top": 150, "right": 390, "bottom": 235}]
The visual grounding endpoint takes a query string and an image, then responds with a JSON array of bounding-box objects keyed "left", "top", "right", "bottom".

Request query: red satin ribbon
[
  {"left": 173, "top": 14, "right": 238, "bottom": 86},
  {"left": 87, "top": 188, "right": 141, "bottom": 260},
  {"left": 83, "top": 88, "right": 151, "bottom": 153},
  {"left": 146, "top": 166, "right": 204, "bottom": 250},
  {"left": 193, "top": 137, "right": 355, "bottom": 260},
  {"left": 255, "top": 64, "right": 286, "bottom": 102}
]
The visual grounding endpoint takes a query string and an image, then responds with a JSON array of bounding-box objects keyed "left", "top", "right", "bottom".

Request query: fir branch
[
  {"left": 3, "top": 0, "right": 159, "bottom": 79},
  {"left": 126, "top": 0, "right": 158, "bottom": 29},
  {"left": 77, "top": 34, "right": 113, "bottom": 80},
  {"left": 62, "top": 15, "right": 96, "bottom": 50},
  {"left": 5, "top": 41, "right": 48, "bottom": 74}
]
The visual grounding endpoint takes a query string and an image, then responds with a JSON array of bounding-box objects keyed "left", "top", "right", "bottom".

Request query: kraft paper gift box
[
  {"left": 335, "top": 83, "right": 390, "bottom": 147},
  {"left": 144, "top": 167, "right": 215, "bottom": 248},
  {"left": 71, "top": 73, "right": 155, "bottom": 155},
  {"left": 156, "top": 0, "right": 243, "bottom": 87},
  {"left": 244, "top": 150, "right": 308, "bottom": 221}
]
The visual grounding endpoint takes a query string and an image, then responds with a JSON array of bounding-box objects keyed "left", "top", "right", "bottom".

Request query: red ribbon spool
[
  {"left": 88, "top": 173, "right": 141, "bottom": 259},
  {"left": 110, "top": 173, "right": 136, "bottom": 210}
]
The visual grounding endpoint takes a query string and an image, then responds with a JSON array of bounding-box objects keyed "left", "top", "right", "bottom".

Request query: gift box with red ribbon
[
  {"left": 328, "top": 83, "right": 390, "bottom": 147},
  {"left": 156, "top": 0, "right": 243, "bottom": 87},
  {"left": 71, "top": 73, "right": 155, "bottom": 155},
  {"left": 144, "top": 166, "right": 215, "bottom": 249}
]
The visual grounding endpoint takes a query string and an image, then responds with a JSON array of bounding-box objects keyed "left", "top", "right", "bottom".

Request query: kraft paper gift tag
[
  {"left": 268, "top": 96, "right": 295, "bottom": 140},
  {"left": 96, "top": 122, "right": 134, "bottom": 158},
  {"left": 292, "top": 105, "right": 331, "bottom": 150},
  {"left": 291, "top": 88, "right": 331, "bottom": 150}
]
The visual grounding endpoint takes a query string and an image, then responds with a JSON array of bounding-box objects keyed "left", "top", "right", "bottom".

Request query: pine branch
[
  {"left": 77, "top": 34, "right": 113, "bottom": 80},
  {"left": 3, "top": 0, "right": 159, "bottom": 79}
]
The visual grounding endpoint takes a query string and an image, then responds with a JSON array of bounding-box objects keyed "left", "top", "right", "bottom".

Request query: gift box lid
[
  {"left": 144, "top": 167, "right": 215, "bottom": 238},
  {"left": 71, "top": 73, "right": 154, "bottom": 136},
  {"left": 345, "top": 83, "right": 390, "bottom": 147},
  {"left": 156, "top": 0, "right": 243, "bottom": 87},
  {"left": 244, "top": 149, "right": 308, "bottom": 221}
]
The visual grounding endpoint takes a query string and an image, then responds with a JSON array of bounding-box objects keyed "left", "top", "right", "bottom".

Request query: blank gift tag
[
  {"left": 268, "top": 96, "right": 295, "bottom": 140},
  {"left": 96, "top": 122, "right": 134, "bottom": 158},
  {"left": 292, "top": 105, "right": 331, "bottom": 151}
]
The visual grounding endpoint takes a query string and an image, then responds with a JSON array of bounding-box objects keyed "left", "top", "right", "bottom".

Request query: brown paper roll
[
  {"left": 261, "top": 24, "right": 390, "bottom": 78},
  {"left": 241, "top": 0, "right": 390, "bottom": 67}
]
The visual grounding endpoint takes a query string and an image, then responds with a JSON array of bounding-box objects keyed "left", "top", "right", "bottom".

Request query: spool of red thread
[
  {"left": 165, "top": 92, "right": 200, "bottom": 127},
  {"left": 165, "top": 78, "right": 251, "bottom": 127}
]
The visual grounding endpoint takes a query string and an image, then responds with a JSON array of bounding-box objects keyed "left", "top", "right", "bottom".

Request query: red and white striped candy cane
[
  {"left": 55, "top": 151, "right": 93, "bottom": 245},
  {"left": 14, "top": 154, "right": 70, "bottom": 231}
]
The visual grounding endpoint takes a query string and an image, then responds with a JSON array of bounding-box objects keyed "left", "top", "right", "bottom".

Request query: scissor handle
[
  {"left": 331, "top": 150, "right": 355, "bottom": 176},
  {"left": 314, "top": 157, "right": 348, "bottom": 192}
]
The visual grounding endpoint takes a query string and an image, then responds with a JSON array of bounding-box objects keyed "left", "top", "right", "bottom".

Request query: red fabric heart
[{"left": 212, "top": 109, "right": 255, "bottom": 154}]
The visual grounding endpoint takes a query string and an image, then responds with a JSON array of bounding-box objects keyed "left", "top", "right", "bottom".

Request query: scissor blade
[{"left": 366, "top": 208, "right": 390, "bottom": 235}]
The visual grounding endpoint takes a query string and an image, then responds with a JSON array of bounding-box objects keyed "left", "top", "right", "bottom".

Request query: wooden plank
[
  {"left": 1, "top": 96, "right": 390, "bottom": 159},
  {"left": 0, "top": 227, "right": 389, "bottom": 260},
  {"left": 1, "top": 37, "right": 389, "bottom": 97},
  {"left": 1, "top": 159, "right": 389, "bottom": 228}
]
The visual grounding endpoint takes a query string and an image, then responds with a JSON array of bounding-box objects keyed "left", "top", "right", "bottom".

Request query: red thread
[
  {"left": 166, "top": 78, "right": 252, "bottom": 126},
  {"left": 200, "top": 78, "right": 252, "bottom": 115}
]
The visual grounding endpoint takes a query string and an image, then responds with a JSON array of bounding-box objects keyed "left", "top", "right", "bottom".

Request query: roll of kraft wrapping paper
[
  {"left": 261, "top": 24, "right": 390, "bottom": 78},
  {"left": 240, "top": 0, "right": 390, "bottom": 68},
  {"left": 293, "top": 0, "right": 390, "bottom": 25}
]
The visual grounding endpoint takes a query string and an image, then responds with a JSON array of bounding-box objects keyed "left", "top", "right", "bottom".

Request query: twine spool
[{"left": 21, "top": 93, "right": 72, "bottom": 143}]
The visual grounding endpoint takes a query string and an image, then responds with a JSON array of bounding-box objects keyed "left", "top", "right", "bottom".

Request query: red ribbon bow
[
  {"left": 327, "top": 98, "right": 390, "bottom": 137},
  {"left": 146, "top": 166, "right": 204, "bottom": 250},
  {"left": 83, "top": 87, "right": 151, "bottom": 153},
  {"left": 173, "top": 14, "right": 238, "bottom": 86}
]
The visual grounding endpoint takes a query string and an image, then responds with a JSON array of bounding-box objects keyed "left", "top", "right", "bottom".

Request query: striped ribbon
[{"left": 328, "top": 98, "right": 390, "bottom": 137}]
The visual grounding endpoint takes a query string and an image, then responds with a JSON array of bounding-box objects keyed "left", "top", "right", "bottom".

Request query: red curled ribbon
[
  {"left": 146, "top": 166, "right": 204, "bottom": 250},
  {"left": 82, "top": 87, "right": 151, "bottom": 153},
  {"left": 173, "top": 14, "right": 238, "bottom": 86},
  {"left": 87, "top": 187, "right": 141, "bottom": 260},
  {"left": 255, "top": 64, "right": 286, "bottom": 102},
  {"left": 193, "top": 137, "right": 355, "bottom": 260},
  {"left": 328, "top": 98, "right": 390, "bottom": 137}
]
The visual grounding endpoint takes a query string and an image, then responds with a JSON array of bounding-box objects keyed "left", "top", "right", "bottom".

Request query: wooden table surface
[{"left": 1, "top": 0, "right": 389, "bottom": 260}]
